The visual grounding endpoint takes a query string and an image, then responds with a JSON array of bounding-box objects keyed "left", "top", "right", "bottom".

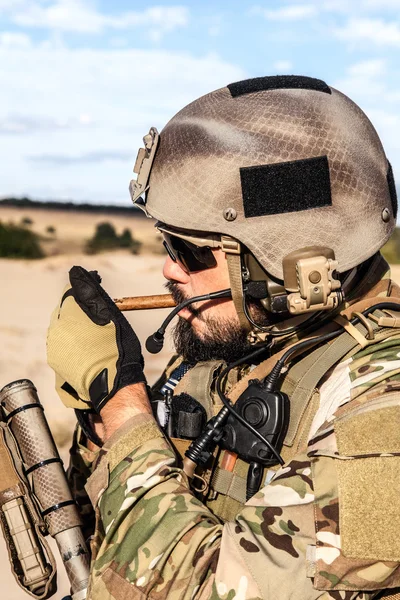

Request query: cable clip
[
  {"left": 334, "top": 313, "right": 374, "bottom": 348},
  {"left": 368, "top": 309, "right": 400, "bottom": 329}
]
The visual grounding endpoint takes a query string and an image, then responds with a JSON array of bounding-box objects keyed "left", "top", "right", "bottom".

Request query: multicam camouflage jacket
[{"left": 69, "top": 255, "right": 400, "bottom": 599}]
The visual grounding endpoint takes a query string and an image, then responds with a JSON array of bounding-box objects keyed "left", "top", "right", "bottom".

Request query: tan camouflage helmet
[{"left": 130, "top": 75, "right": 397, "bottom": 281}]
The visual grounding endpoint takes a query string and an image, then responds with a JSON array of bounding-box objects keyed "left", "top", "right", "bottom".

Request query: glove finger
[{"left": 69, "top": 265, "right": 115, "bottom": 325}]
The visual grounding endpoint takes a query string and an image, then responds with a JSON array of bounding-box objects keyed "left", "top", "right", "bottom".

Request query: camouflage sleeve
[{"left": 83, "top": 404, "right": 399, "bottom": 600}]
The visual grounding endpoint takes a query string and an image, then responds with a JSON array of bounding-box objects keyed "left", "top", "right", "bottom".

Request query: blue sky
[{"left": 1, "top": 0, "right": 400, "bottom": 204}]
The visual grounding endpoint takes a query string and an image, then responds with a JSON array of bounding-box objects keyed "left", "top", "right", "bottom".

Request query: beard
[
  {"left": 166, "top": 281, "right": 263, "bottom": 364},
  {"left": 173, "top": 314, "right": 253, "bottom": 363}
]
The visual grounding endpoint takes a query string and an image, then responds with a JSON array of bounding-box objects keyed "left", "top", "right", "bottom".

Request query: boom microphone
[{"left": 145, "top": 289, "right": 232, "bottom": 354}]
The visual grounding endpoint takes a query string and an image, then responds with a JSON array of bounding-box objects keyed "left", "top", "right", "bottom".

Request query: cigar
[{"left": 114, "top": 293, "right": 176, "bottom": 311}]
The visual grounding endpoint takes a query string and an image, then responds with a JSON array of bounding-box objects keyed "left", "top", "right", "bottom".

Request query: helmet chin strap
[
  {"left": 221, "top": 235, "right": 289, "bottom": 339},
  {"left": 222, "top": 236, "right": 252, "bottom": 333}
]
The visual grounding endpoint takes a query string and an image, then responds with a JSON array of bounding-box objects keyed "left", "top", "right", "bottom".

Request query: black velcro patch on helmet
[
  {"left": 240, "top": 155, "right": 332, "bottom": 218},
  {"left": 387, "top": 162, "right": 398, "bottom": 220},
  {"left": 228, "top": 75, "right": 331, "bottom": 98}
]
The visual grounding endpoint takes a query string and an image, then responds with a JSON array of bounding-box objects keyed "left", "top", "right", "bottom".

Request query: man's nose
[{"left": 162, "top": 255, "right": 191, "bottom": 284}]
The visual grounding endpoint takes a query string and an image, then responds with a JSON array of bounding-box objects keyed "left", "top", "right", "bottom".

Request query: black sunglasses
[{"left": 162, "top": 232, "right": 217, "bottom": 273}]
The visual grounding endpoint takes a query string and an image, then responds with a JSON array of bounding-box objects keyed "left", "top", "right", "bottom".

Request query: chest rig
[{"left": 159, "top": 293, "right": 400, "bottom": 523}]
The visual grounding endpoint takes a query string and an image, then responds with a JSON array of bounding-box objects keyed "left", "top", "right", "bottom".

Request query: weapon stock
[{"left": 0, "top": 380, "right": 90, "bottom": 600}]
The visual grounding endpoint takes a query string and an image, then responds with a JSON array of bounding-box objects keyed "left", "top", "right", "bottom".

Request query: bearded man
[{"left": 47, "top": 75, "right": 400, "bottom": 599}]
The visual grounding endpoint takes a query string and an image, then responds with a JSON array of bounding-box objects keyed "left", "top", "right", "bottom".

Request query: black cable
[
  {"left": 263, "top": 300, "right": 398, "bottom": 390},
  {"left": 157, "top": 288, "right": 232, "bottom": 336},
  {"left": 215, "top": 299, "right": 389, "bottom": 465},
  {"left": 242, "top": 294, "right": 322, "bottom": 336},
  {"left": 263, "top": 327, "right": 345, "bottom": 391},
  {"left": 215, "top": 341, "right": 285, "bottom": 465},
  {"left": 362, "top": 302, "right": 400, "bottom": 317},
  {"left": 216, "top": 373, "right": 285, "bottom": 465},
  {"left": 146, "top": 288, "right": 232, "bottom": 353}
]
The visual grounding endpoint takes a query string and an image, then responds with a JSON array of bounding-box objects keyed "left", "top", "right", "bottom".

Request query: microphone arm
[{"left": 145, "top": 288, "right": 232, "bottom": 353}]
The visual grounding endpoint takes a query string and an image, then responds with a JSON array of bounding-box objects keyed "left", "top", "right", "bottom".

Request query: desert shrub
[
  {"left": 46, "top": 225, "right": 56, "bottom": 235},
  {"left": 130, "top": 238, "right": 141, "bottom": 255},
  {"left": 85, "top": 222, "right": 141, "bottom": 254},
  {"left": 382, "top": 228, "right": 400, "bottom": 264},
  {"left": 119, "top": 228, "right": 141, "bottom": 254},
  {"left": 86, "top": 222, "right": 118, "bottom": 253},
  {"left": 0, "top": 222, "right": 44, "bottom": 258},
  {"left": 21, "top": 216, "right": 33, "bottom": 226},
  {"left": 119, "top": 228, "right": 133, "bottom": 248}
]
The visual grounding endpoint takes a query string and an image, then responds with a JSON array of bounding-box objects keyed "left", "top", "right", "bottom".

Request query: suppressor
[{"left": 0, "top": 380, "right": 90, "bottom": 600}]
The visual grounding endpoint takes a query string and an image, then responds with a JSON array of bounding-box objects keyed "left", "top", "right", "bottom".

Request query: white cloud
[
  {"left": 273, "top": 60, "right": 293, "bottom": 72},
  {"left": 348, "top": 58, "right": 387, "bottom": 77},
  {"left": 9, "top": 0, "right": 189, "bottom": 38},
  {"left": 335, "top": 18, "right": 400, "bottom": 46},
  {"left": 0, "top": 113, "right": 92, "bottom": 134},
  {"left": 252, "top": 4, "right": 318, "bottom": 21},
  {"left": 269, "top": 0, "right": 400, "bottom": 15},
  {"left": 367, "top": 108, "right": 400, "bottom": 128},
  {"left": 319, "top": 0, "right": 349, "bottom": 12},
  {"left": 14, "top": 0, "right": 105, "bottom": 33},
  {"left": 364, "top": 108, "right": 400, "bottom": 164},
  {"left": 0, "top": 44, "right": 245, "bottom": 203},
  {"left": 332, "top": 59, "right": 400, "bottom": 179},
  {"left": 363, "top": 0, "right": 400, "bottom": 9},
  {"left": 334, "top": 59, "right": 400, "bottom": 110},
  {"left": 205, "top": 13, "right": 224, "bottom": 37},
  {"left": 0, "top": 0, "right": 26, "bottom": 10},
  {"left": 109, "top": 37, "right": 129, "bottom": 48},
  {"left": 28, "top": 150, "right": 132, "bottom": 165},
  {"left": 334, "top": 59, "right": 387, "bottom": 100},
  {"left": 0, "top": 32, "right": 32, "bottom": 48}
]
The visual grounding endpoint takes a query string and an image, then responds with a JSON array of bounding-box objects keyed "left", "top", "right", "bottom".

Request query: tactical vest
[{"left": 164, "top": 294, "right": 400, "bottom": 523}]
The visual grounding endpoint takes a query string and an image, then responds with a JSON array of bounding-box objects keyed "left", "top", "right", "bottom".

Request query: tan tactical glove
[{"left": 47, "top": 266, "right": 145, "bottom": 413}]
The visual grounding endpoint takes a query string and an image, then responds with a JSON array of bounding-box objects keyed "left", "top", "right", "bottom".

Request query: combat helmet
[{"left": 130, "top": 75, "right": 397, "bottom": 331}]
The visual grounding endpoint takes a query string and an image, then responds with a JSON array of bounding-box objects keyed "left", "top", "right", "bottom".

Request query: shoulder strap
[
  {"left": 209, "top": 298, "right": 400, "bottom": 516},
  {"left": 173, "top": 361, "right": 225, "bottom": 420}
]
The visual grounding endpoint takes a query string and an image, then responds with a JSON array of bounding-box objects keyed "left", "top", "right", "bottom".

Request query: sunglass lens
[
  {"left": 163, "top": 240, "right": 177, "bottom": 262},
  {"left": 163, "top": 234, "right": 217, "bottom": 272}
]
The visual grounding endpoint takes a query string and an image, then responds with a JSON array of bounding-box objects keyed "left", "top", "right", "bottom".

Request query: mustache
[{"left": 165, "top": 281, "right": 201, "bottom": 318}]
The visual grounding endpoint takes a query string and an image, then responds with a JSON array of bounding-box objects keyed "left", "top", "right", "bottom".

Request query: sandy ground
[{"left": 1, "top": 206, "right": 400, "bottom": 598}]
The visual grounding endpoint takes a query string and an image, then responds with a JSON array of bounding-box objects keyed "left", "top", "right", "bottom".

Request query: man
[{"left": 47, "top": 75, "right": 400, "bottom": 599}]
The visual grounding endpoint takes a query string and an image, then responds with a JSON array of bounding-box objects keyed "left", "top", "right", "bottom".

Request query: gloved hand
[{"left": 47, "top": 266, "right": 146, "bottom": 413}]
